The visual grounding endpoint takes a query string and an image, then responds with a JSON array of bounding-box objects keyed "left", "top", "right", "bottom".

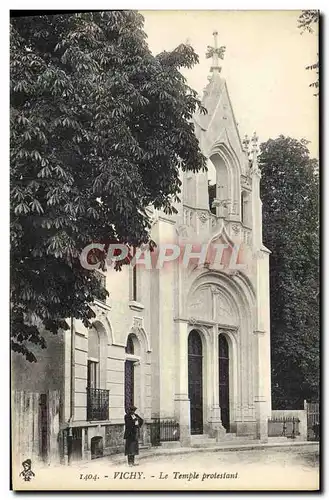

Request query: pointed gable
[{"left": 193, "top": 32, "right": 246, "bottom": 171}]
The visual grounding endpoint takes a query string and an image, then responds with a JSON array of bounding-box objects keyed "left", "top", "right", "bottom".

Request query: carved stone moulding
[
  {"left": 176, "top": 224, "right": 189, "bottom": 239},
  {"left": 241, "top": 175, "right": 252, "bottom": 191},
  {"left": 132, "top": 316, "right": 143, "bottom": 329},
  {"left": 197, "top": 211, "right": 210, "bottom": 224}
]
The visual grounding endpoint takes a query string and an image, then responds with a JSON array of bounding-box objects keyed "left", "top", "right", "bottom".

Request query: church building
[{"left": 12, "top": 32, "right": 272, "bottom": 465}]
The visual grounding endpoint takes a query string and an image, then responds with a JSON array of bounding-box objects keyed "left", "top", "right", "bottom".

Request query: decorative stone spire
[
  {"left": 251, "top": 131, "right": 260, "bottom": 175},
  {"left": 251, "top": 131, "right": 259, "bottom": 159},
  {"left": 251, "top": 131, "right": 258, "bottom": 149},
  {"left": 242, "top": 134, "right": 250, "bottom": 154},
  {"left": 206, "top": 30, "right": 226, "bottom": 74}
]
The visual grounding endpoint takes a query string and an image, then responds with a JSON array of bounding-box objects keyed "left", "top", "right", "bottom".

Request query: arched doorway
[
  {"left": 188, "top": 330, "right": 203, "bottom": 435},
  {"left": 124, "top": 334, "right": 135, "bottom": 412},
  {"left": 219, "top": 334, "right": 230, "bottom": 431}
]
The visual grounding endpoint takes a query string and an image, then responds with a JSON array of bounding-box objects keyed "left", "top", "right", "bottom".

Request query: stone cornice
[
  {"left": 157, "top": 215, "right": 176, "bottom": 225},
  {"left": 253, "top": 330, "right": 266, "bottom": 336},
  {"left": 93, "top": 299, "right": 112, "bottom": 312},
  {"left": 174, "top": 317, "right": 238, "bottom": 332},
  {"left": 128, "top": 301, "right": 145, "bottom": 312}
]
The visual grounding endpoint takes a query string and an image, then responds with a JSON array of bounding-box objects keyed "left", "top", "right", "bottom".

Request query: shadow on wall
[
  {"left": 91, "top": 436, "right": 104, "bottom": 459},
  {"left": 11, "top": 329, "right": 65, "bottom": 392}
]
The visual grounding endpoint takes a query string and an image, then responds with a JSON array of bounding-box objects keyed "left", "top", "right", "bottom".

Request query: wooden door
[
  {"left": 219, "top": 334, "right": 230, "bottom": 431},
  {"left": 188, "top": 330, "right": 203, "bottom": 434}
]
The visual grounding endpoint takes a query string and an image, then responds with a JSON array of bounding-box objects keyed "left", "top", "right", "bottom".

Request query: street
[
  {"left": 21, "top": 444, "right": 319, "bottom": 491},
  {"left": 134, "top": 443, "right": 319, "bottom": 470}
]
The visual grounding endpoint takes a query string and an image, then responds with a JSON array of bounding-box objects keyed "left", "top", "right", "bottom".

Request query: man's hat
[
  {"left": 22, "top": 459, "right": 31, "bottom": 467},
  {"left": 129, "top": 406, "right": 137, "bottom": 412}
]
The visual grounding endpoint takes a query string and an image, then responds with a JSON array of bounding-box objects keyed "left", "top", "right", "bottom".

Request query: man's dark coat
[{"left": 124, "top": 413, "right": 144, "bottom": 456}]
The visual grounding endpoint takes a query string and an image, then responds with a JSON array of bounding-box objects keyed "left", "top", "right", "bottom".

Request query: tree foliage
[
  {"left": 10, "top": 11, "right": 206, "bottom": 361},
  {"left": 259, "top": 136, "right": 319, "bottom": 408},
  {"left": 297, "top": 10, "right": 319, "bottom": 33},
  {"left": 297, "top": 10, "right": 319, "bottom": 96}
]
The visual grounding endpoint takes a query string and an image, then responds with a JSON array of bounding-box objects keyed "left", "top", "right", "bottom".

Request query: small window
[
  {"left": 88, "top": 328, "right": 100, "bottom": 360},
  {"left": 241, "top": 191, "right": 249, "bottom": 225},
  {"left": 132, "top": 264, "right": 137, "bottom": 301},
  {"left": 125, "top": 334, "right": 135, "bottom": 355},
  {"left": 130, "top": 247, "right": 138, "bottom": 302},
  {"left": 95, "top": 271, "right": 106, "bottom": 303},
  {"left": 88, "top": 327, "right": 100, "bottom": 388},
  {"left": 208, "top": 182, "right": 216, "bottom": 215},
  {"left": 188, "top": 330, "right": 203, "bottom": 356}
]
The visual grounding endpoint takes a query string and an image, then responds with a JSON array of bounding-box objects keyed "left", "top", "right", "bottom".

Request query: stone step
[
  {"left": 190, "top": 435, "right": 216, "bottom": 441},
  {"left": 190, "top": 437, "right": 217, "bottom": 443},
  {"left": 221, "top": 433, "right": 237, "bottom": 440},
  {"left": 191, "top": 433, "right": 238, "bottom": 441},
  {"left": 220, "top": 433, "right": 251, "bottom": 441},
  {"left": 190, "top": 432, "right": 260, "bottom": 448},
  {"left": 190, "top": 433, "right": 217, "bottom": 438},
  {"left": 267, "top": 436, "right": 290, "bottom": 443},
  {"left": 191, "top": 443, "right": 217, "bottom": 448},
  {"left": 159, "top": 441, "right": 182, "bottom": 449},
  {"left": 190, "top": 435, "right": 218, "bottom": 448}
]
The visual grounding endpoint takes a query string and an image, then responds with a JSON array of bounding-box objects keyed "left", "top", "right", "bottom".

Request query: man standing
[{"left": 124, "top": 406, "right": 144, "bottom": 466}]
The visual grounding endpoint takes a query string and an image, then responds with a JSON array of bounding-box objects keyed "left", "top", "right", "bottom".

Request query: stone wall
[
  {"left": 271, "top": 409, "right": 307, "bottom": 441},
  {"left": 65, "top": 422, "right": 152, "bottom": 462},
  {"left": 12, "top": 389, "right": 62, "bottom": 467}
]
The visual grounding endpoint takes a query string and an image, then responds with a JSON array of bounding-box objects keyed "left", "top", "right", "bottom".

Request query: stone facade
[{"left": 12, "top": 34, "right": 272, "bottom": 463}]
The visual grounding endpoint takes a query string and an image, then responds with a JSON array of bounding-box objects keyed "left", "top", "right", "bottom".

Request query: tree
[
  {"left": 297, "top": 10, "right": 319, "bottom": 96},
  {"left": 259, "top": 136, "right": 319, "bottom": 408},
  {"left": 10, "top": 11, "right": 207, "bottom": 361}
]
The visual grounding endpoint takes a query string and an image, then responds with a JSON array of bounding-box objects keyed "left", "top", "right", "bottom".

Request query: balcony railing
[{"left": 87, "top": 388, "right": 109, "bottom": 421}]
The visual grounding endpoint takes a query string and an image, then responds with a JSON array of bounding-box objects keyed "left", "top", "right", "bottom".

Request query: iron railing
[
  {"left": 87, "top": 388, "right": 109, "bottom": 421},
  {"left": 150, "top": 419, "right": 180, "bottom": 446},
  {"left": 268, "top": 417, "right": 300, "bottom": 439}
]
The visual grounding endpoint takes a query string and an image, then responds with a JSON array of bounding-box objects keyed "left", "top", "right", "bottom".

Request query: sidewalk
[
  {"left": 78, "top": 439, "right": 319, "bottom": 468},
  {"left": 34, "top": 439, "right": 319, "bottom": 473}
]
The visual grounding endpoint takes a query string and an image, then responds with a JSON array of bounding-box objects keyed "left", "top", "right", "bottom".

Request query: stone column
[
  {"left": 254, "top": 330, "right": 269, "bottom": 442},
  {"left": 174, "top": 320, "right": 191, "bottom": 447},
  {"left": 208, "top": 322, "right": 226, "bottom": 440}
]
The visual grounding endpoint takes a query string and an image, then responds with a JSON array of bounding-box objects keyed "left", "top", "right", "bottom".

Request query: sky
[{"left": 141, "top": 10, "right": 319, "bottom": 162}]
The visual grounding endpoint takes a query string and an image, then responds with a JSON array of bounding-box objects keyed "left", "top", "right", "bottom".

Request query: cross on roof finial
[
  {"left": 213, "top": 30, "right": 219, "bottom": 49},
  {"left": 206, "top": 30, "right": 226, "bottom": 74}
]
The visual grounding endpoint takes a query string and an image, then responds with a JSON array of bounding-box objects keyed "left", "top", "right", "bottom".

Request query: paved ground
[
  {"left": 134, "top": 443, "right": 319, "bottom": 469},
  {"left": 15, "top": 443, "right": 319, "bottom": 491}
]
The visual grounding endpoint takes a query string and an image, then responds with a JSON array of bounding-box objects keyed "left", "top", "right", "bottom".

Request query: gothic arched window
[
  {"left": 188, "top": 330, "right": 203, "bottom": 356},
  {"left": 125, "top": 334, "right": 135, "bottom": 355},
  {"left": 241, "top": 190, "right": 250, "bottom": 225}
]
